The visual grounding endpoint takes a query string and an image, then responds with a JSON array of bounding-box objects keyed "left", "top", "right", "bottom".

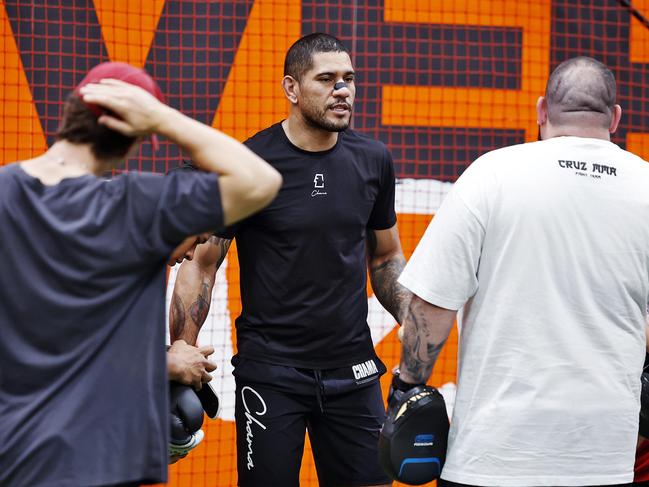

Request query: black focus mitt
[{"left": 379, "top": 373, "right": 450, "bottom": 485}]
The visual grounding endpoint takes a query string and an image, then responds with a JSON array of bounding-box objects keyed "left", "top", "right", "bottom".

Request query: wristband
[{"left": 392, "top": 369, "right": 424, "bottom": 392}]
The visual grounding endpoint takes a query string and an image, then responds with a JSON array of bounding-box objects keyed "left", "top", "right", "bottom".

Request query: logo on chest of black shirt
[{"left": 311, "top": 173, "right": 328, "bottom": 197}]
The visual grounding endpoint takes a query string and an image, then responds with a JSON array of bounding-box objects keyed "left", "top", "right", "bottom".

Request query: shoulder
[
  {"left": 340, "top": 129, "right": 393, "bottom": 167},
  {"left": 619, "top": 146, "right": 649, "bottom": 167},
  {"left": 0, "top": 164, "right": 27, "bottom": 202},
  {"left": 0, "top": 163, "right": 15, "bottom": 174},
  {"left": 119, "top": 171, "right": 216, "bottom": 201},
  {"left": 244, "top": 123, "right": 283, "bottom": 152},
  {"left": 0, "top": 164, "right": 16, "bottom": 185},
  {"left": 466, "top": 141, "right": 535, "bottom": 175},
  {"left": 122, "top": 171, "right": 164, "bottom": 181},
  {"left": 479, "top": 140, "right": 533, "bottom": 162},
  {"left": 342, "top": 129, "right": 389, "bottom": 153},
  {"left": 453, "top": 143, "right": 527, "bottom": 192},
  {"left": 0, "top": 162, "right": 23, "bottom": 179},
  {"left": 119, "top": 171, "right": 164, "bottom": 189},
  {"left": 124, "top": 170, "right": 216, "bottom": 185},
  {"left": 92, "top": 172, "right": 160, "bottom": 203}
]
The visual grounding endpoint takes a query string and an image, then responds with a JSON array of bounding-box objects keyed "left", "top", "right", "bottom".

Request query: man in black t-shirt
[
  {"left": 171, "top": 34, "right": 410, "bottom": 487},
  {"left": 0, "top": 62, "right": 281, "bottom": 487}
]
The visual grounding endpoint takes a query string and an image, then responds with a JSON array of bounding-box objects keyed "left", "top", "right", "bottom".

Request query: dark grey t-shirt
[{"left": 0, "top": 164, "right": 223, "bottom": 487}]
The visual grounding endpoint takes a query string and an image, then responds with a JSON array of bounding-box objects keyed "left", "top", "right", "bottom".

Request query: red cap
[{"left": 75, "top": 62, "right": 164, "bottom": 151}]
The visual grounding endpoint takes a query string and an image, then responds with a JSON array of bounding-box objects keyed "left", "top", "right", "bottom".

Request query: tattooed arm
[
  {"left": 367, "top": 224, "right": 412, "bottom": 324},
  {"left": 398, "top": 295, "right": 457, "bottom": 385},
  {"left": 169, "top": 235, "right": 232, "bottom": 344}
]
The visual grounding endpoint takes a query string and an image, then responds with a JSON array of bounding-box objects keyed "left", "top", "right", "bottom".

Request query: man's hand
[
  {"left": 387, "top": 370, "right": 424, "bottom": 411},
  {"left": 78, "top": 79, "right": 173, "bottom": 136},
  {"left": 167, "top": 340, "right": 216, "bottom": 390}
]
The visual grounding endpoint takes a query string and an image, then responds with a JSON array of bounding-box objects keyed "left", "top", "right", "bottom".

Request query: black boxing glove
[{"left": 169, "top": 381, "right": 205, "bottom": 459}]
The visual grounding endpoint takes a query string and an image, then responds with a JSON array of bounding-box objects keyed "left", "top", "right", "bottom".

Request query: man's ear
[
  {"left": 536, "top": 96, "right": 548, "bottom": 126},
  {"left": 282, "top": 76, "right": 299, "bottom": 104},
  {"left": 609, "top": 104, "right": 622, "bottom": 134}
]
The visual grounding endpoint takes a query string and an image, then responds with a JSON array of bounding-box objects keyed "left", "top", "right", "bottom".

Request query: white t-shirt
[{"left": 399, "top": 136, "right": 649, "bottom": 486}]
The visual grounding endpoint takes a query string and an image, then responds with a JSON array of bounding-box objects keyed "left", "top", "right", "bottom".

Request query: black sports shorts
[{"left": 232, "top": 355, "right": 390, "bottom": 487}]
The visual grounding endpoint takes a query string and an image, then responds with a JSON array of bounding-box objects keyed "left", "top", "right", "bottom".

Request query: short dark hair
[
  {"left": 55, "top": 94, "right": 137, "bottom": 160},
  {"left": 545, "top": 56, "right": 617, "bottom": 128},
  {"left": 284, "top": 33, "right": 349, "bottom": 80}
]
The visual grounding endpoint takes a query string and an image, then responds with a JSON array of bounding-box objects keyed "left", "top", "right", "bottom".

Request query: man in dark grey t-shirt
[{"left": 0, "top": 62, "right": 281, "bottom": 487}]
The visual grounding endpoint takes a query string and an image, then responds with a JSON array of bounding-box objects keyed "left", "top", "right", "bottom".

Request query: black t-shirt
[
  {"left": 0, "top": 165, "right": 223, "bottom": 487},
  {"left": 220, "top": 122, "right": 396, "bottom": 368}
]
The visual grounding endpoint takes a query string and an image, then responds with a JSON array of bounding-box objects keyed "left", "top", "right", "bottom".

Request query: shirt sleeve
[
  {"left": 126, "top": 171, "right": 224, "bottom": 256},
  {"left": 209, "top": 136, "right": 259, "bottom": 240},
  {"left": 176, "top": 160, "right": 237, "bottom": 240},
  {"left": 367, "top": 146, "right": 397, "bottom": 230},
  {"left": 398, "top": 163, "right": 488, "bottom": 310},
  {"left": 214, "top": 223, "right": 238, "bottom": 240}
]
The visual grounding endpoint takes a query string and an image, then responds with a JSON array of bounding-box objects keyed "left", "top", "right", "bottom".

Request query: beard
[{"left": 301, "top": 101, "right": 352, "bottom": 132}]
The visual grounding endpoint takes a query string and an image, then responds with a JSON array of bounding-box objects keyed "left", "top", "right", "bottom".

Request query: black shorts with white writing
[{"left": 232, "top": 355, "right": 390, "bottom": 487}]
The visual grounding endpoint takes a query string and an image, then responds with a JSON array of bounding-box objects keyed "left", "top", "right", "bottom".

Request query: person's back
[
  {"left": 0, "top": 168, "right": 181, "bottom": 486},
  {"left": 0, "top": 62, "right": 280, "bottom": 487},
  {"left": 442, "top": 135, "right": 649, "bottom": 483},
  {"left": 393, "top": 56, "right": 648, "bottom": 487}
]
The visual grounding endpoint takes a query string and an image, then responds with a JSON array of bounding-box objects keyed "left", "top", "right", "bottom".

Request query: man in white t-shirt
[{"left": 392, "top": 56, "right": 649, "bottom": 487}]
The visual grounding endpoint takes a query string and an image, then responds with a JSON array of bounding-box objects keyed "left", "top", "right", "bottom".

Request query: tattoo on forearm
[
  {"left": 208, "top": 236, "right": 230, "bottom": 269},
  {"left": 371, "top": 254, "right": 412, "bottom": 324},
  {"left": 171, "top": 294, "right": 186, "bottom": 340},
  {"left": 402, "top": 305, "right": 447, "bottom": 383},
  {"left": 189, "top": 282, "right": 210, "bottom": 326}
]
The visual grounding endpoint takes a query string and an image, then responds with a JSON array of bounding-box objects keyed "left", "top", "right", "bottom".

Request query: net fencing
[{"left": 1, "top": 1, "right": 648, "bottom": 485}]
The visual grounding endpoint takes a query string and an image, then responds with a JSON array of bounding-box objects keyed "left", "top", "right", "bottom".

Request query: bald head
[{"left": 544, "top": 57, "right": 617, "bottom": 129}]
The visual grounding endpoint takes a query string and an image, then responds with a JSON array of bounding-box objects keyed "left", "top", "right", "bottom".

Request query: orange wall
[{"left": 2, "top": 1, "right": 648, "bottom": 486}]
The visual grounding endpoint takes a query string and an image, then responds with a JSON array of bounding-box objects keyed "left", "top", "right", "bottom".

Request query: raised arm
[
  {"left": 397, "top": 295, "right": 457, "bottom": 385},
  {"left": 170, "top": 236, "right": 232, "bottom": 345},
  {"left": 367, "top": 224, "right": 412, "bottom": 324},
  {"left": 79, "top": 79, "right": 281, "bottom": 226}
]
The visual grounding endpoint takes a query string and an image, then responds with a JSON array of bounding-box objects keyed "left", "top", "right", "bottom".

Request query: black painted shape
[
  {"left": 551, "top": 0, "right": 649, "bottom": 150},
  {"left": 386, "top": 127, "right": 524, "bottom": 180},
  {"left": 138, "top": 1, "right": 254, "bottom": 173},
  {"left": 5, "top": 1, "right": 254, "bottom": 174},
  {"left": 4, "top": 0, "right": 109, "bottom": 146},
  {"left": 359, "top": 23, "right": 522, "bottom": 89},
  {"left": 302, "top": 0, "right": 525, "bottom": 181},
  {"left": 145, "top": 1, "right": 252, "bottom": 124}
]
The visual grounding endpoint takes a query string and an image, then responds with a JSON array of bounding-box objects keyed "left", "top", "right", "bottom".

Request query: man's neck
[
  {"left": 20, "top": 141, "right": 109, "bottom": 185},
  {"left": 282, "top": 116, "right": 339, "bottom": 152},
  {"left": 542, "top": 125, "right": 612, "bottom": 141}
]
